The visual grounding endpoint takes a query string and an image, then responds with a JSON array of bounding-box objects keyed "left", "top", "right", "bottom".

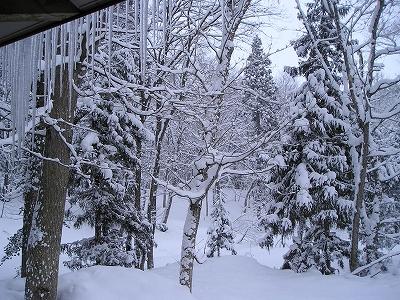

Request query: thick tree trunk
[
  {"left": 349, "top": 124, "right": 369, "bottom": 272},
  {"left": 24, "top": 68, "right": 76, "bottom": 300},
  {"left": 21, "top": 189, "right": 37, "bottom": 278},
  {"left": 21, "top": 69, "right": 45, "bottom": 279},
  {"left": 179, "top": 200, "right": 202, "bottom": 292}
]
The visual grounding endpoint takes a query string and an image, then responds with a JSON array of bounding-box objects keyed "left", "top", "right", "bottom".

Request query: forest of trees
[{"left": 0, "top": 0, "right": 399, "bottom": 299}]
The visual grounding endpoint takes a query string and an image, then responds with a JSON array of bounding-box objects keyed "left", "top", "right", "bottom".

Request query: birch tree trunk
[
  {"left": 179, "top": 199, "right": 203, "bottom": 292},
  {"left": 350, "top": 124, "right": 370, "bottom": 271}
]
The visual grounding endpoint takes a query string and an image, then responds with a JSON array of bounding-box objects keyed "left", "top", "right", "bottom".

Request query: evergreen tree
[
  {"left": 291, "top": 1, "right": 348, "bottom": 79},
  {"left": 257, "top": 0, "right": 353, "bottom": 275},
  {"left": 258, "top": 69, "right": 353, "bottom": 274},
  {"left": 242, "top": 35, "right": 278, "bottom": 135},
  {"left": 63, "top": 90, "right": 153, "bottom": 270},
  {"left": 241, "top": 36, "right": 280, "bottom": 214},
  {"left": 63, "top": 30, "right": 153, "bottom": 269},
  {"left": 206, "top": 187, "right": 236, "bottom": 257}
]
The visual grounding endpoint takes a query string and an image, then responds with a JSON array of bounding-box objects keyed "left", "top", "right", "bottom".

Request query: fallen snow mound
[
  {"left": 0, "top": 266, "right": 194, "bottom": 300},
  {"left": 156, "top": 255, "right": 400, "bottom": 300}
]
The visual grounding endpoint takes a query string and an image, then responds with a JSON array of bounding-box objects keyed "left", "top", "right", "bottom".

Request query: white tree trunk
[{"left": 179, "top": 200, "right": 202, "bottom": 292}]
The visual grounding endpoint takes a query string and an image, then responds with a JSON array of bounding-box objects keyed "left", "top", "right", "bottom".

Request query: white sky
[
  {"left": 261, "top": 0, "right": 302, "bottom": 75},
  {"left": 232, "top": 0, "right": 302, "bottom": 76}
]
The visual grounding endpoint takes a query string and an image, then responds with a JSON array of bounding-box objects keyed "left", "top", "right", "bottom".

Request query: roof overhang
[{"left": 0, "top": 0, "right": 125, "bottom": 47}]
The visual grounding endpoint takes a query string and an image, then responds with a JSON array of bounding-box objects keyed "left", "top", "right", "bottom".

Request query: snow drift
[{"left": 0, "top": 265, "right": 194, "bottom": 300}]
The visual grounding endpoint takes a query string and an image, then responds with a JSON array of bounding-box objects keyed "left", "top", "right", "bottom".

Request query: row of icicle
[{"left": 0, "top": 0, "right": 178, "bottom": 151}]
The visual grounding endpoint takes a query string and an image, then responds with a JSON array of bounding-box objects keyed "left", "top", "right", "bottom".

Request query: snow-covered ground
[{"left": 0, "top": 189, "right": 399, "bottom": 299}]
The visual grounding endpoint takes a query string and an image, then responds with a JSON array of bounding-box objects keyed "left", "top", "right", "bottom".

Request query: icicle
[
  {"left": 51, "top": 28, "right": 58, "bottom": 98},
  {"left": 73, "top": 19, "right": 78, "bottom": 69},
  {"left": 168, "top": 0, "right": 172, "bottom": 22},
  {"left": 117, "top": 3, "right": 120, "bottom": 28},
  {"left": 14, "top": 42, "right": 20, "bottom": 151},
  {"left": 163, "top": 0, "right": 167, "bottom": 57},
  {"left": 31, "top": 35, "right": 40, "bottom": 148},
  {"left": 61, "top": 25, "right": 65, "bottom": 72},
  {"left": 0, "top": 33, "right": 43, "bottom": 153},
  {"left": 156, "top": 0, "right": 160, "bottom": 43},
  {"left": 23, "top": 38, "right": 32, "bottom": 142},
  {"left": 86, "top": 15, "right": 90, "bottom": 54},
  {"left": 135, "top": 0, "right": 139, "bottom": 38},
  {"left": 100, "top": 9, "right": 105, "bottom": 32},
  {"left": 10, "top": 43, "right": 17, "bottom": 153},
  {"left": 220, "top": 0, "right": 226, "bottom": 44},
  {"left": 125, "top": 0, "right": 129, "bottom": 34},
  {"left": 108, "top": 6, "right": 113, "bottom": 76},
  {"left": 152, "top": 0, "right": 156, "bottom": 41},
  {"left": 44, "top": 30, "right": 51, "bottom": 110},
  {"left": 6, "top": 38, "right": 33, "bottom": 152},
  {"left": 91, "top": 12, "right": 97, "bottom": 73},
  {"left": 60, "top": 25, "right": 65, "bottom": 91},
  {"left": 140, "top": 0, "right": 149, "bottom": 82},
  {"left": 68, "top": 21, "right": 75, "bottom": 115}
]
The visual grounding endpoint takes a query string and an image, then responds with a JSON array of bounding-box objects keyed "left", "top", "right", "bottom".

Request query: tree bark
[
  {"left": 24, "top": 67, "right": 76, "bottom": 300},
  {"left": 179, "top": 200, "right": 203, "bottom": 292},
  {"left": 21, "top": 189, "right": 37, "bottom": 278},
  {"left": 23, "top": 28, "right": 88, "bottom": 298},
  {"left": 21, "top": 78, "right": 44, "bottom": 278}
]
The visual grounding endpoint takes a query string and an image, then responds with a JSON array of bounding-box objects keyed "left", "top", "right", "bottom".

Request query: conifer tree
[
  {"left": 242, "top": 35, "right": 278, "bottom": 135},
  {"left": 258, "top": 68, "right": 353, "bottom": 274},
  {"left": 206, "top": 186, "right": 236, "bottom": 257},
  {"left": 241, "top": 36, "right": 279, "bottom": 214},
  {"left": 257, "top": 0, "right": 354, "bottom": 275},
  {"left": 64, "top": 90, "right": 153, "bottom": 269},
  {"left": 63, "top": 26, "right": 153, "bottom": 270}
]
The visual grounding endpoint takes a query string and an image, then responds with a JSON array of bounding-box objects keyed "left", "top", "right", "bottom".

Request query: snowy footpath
[{"left": 0, "top": 192, "right": 399, "bottom": 299}]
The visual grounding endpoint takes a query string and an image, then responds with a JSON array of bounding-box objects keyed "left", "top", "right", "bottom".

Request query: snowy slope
[
  {"left": 1, "top": 255, "right": 398, "bottom": 300},
  {"left": 155, "top": 256, "right": 400, "bottom": 300},
  {"left": 0, "top": 265, "right": 194, "bottom": 300},
  {"left": 1, "top": 188, "right": 399, "bottom": 299}
]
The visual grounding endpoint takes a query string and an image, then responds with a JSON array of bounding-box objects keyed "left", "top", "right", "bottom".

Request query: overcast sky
[{"left": 231, "top": 0, "right": 303, "bottom": 76}]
